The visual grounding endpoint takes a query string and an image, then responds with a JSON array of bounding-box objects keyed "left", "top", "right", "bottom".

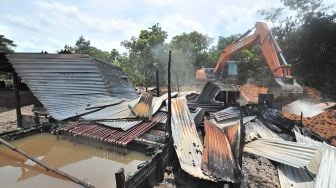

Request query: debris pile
[
  {"left": 240, "top": 83, "right": 268, "bottom": 104},
  {"left": 283, "top": 110, "right": 336, "bottom": 145}
]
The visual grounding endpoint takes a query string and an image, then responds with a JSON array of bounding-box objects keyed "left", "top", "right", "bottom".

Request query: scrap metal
[
  {"left": 58, "top": 112, "right": 167, "bottom": 149},
  {"left": 223, "top": 123, "right": 240, "bottom": 158},
  {"left": 213, "top": 106, "right": 240, "bottom": 122},
  {"left": 295, "top": 131, "right": 336, "bottom": 187},
  {"left": 6, "top": 53, "right": 137, "bottom": 120},
  {"left": 130, "top": 92, "right": 153, "bottom": 118},
  {"left": 171, "top": 98, "right": 210, "bottom": 180},
  {"left": 202, "top": 120, "right": 238, "bottom": 182},
  {"left": 278, "top": 164, "right": 314, "bottom": 188},
  {"left": 244, "top": 139, "right": 318, "bottom": 168},
  {"left": 245, "top": 118, "right": 283, "bottom": 142}
]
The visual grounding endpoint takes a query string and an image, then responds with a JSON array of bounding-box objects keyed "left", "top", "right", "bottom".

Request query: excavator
[{"left": 196, "top": 22, "right": 303, "bottom": 99}]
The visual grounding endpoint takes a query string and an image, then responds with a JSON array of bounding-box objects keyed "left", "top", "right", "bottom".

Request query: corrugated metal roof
[
  {"left": 295, "top": 131, "right": 336, "bottom": 187},
  {"left": 213, "top": 107, "right": 240, "bottom": 122},
  {"left": 223, "top": 123, "right": 240, "bottom": 159},
  {"left": 244, "top": 139, "right": 318, "bottom": 168},
  {"left": 202, "top": 120, "right": 238, "bottom": 182},
  {"left": 130, "top": 92, "right": 153, "bottom": 118},
  {"left": 6, "top": 53, "right": 137, "bottom": 120},
  {"left": 96, "top": 119, "right": 143, "bottom": 131},
  {"left": 245, "top": 118, "right": 283, "bottom": 142},
  {"left": 315, "top": 143, "right": 336, "bottom": 188},
  {"left": 59, "top": 112, "right": 167, "bottom": 147},
  {"left": 171, "top": 97, "right": 210, "bottom": 180},
  {"left": 278, "top": 164, "right": 314, "bottom": 188}
]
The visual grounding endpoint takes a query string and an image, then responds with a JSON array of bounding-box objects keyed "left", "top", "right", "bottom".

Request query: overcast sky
[{"left": 0, "top": 0, "right": 334, "bottom": 53}]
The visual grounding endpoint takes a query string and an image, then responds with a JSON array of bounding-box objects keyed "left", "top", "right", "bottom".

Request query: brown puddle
[{"left": 0, "top": 133, "right": 150, "bottom": 188}]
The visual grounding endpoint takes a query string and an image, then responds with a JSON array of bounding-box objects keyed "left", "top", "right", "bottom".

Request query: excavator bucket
[{"left": 268, "top": 77, "right": 303, "bottom": 100}]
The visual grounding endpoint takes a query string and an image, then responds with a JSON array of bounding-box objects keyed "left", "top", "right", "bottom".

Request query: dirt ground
[
  {"left": 240, "top": 83, "right": 268, "bottom": 104},
  {"left": 283, "top": 110, "right": 336, "bottom": 145},
  {"left": 0, "top": 105, "right": 34, "bottom": 134},
  {"left": 240, "top": 152, "right": 280, "bottom": 188}
]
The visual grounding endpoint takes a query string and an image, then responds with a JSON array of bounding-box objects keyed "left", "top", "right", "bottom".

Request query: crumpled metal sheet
[
  {"left": 245, "top": 118, "right": 283, "bottom": 142},
  {"left": 278, "top": 164, "right": 314, "bottom": 188},
  {"left": 196, "top": 81, "right": 238, "bottom": 103},
  {"left": 130, "top": 92, "right": 153, "bottom": 118},
  {"left": 202, "top": 120, "right": 238, "bottom": 182},
  {"left": 294, "top": 131, "right": 336, "bottom": 187},
  {"left": 315, "top": 143, "right": 336, "bottom": 188},
  {"left": 223, "top": 123, "right": 240, "bottom": 159},
  {"left": 96, "top": 119, "right": 143, "bottom": 131},
  {"left": 171, "top": 98, "right": 210, "bottom": 180},
  {"left": 214, "top": 107, "right": 240, "bottom": 122},
  {"left": 244, "top": 139, "right": 318, "bottom": 168},
  {"left": 6, "top": 53, "right": 137, "bottom": 120}
]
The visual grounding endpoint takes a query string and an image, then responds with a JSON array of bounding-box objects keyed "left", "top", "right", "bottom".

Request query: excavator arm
[{"left": 214, "top": 22, "right": 291, "bottom": 78}]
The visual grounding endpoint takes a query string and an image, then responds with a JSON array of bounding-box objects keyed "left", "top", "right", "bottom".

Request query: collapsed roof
[{"left": 6, "top": 53, "right": 137, "bottom": 120}]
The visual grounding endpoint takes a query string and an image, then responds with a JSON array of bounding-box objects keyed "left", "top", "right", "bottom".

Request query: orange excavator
[{"left": 196, "top": 22, "right": 303, "bottom": 98}]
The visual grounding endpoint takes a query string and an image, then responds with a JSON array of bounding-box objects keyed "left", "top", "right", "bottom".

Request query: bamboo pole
[{"left": 0, "top": 137, "right": 94, "bottom": 188}]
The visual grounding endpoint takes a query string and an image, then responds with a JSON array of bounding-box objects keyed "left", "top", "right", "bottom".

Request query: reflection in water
[{"left": 0, "top": 133, "right": 150, "bottom": 188}]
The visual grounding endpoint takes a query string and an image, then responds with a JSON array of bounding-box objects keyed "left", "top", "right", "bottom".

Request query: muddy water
[{"left": 0, "top": 133, "right": 150, "bottom": 188}]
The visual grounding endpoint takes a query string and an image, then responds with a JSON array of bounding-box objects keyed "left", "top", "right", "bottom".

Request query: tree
[
  {"left": 75, "top": 35, "right": 91, "bottom": 54},
  {"left": 169, "top": 31, "right": 212, "bottom": 84},
  {"left": 0, "top": 35, "right": 16, "bottom": 53},
  {"left": 121, "top": 23, "right": 168, "bottom": 86}
]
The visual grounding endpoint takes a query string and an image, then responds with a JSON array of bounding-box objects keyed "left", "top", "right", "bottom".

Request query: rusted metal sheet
[
  {"left": 213, "top": 107, "right": 240, "bottom": 122},
  {"left": 171, "top": 98, "right": 210, "bottom": 180},
  {"left": 223, "top": 123, "right": 240, "bottom": 158},
  {"left": 58, "top": 112, "right": 167, "bottom": 148},
  {"left": 131, "top": 92, "right": 153, "bottom": 118},
  {"left": 6, "top": 53, "right": 137, "bottom": 120},
  {"left": 244, "top": 139, "right": 318, "bottom": 168},
  {"left": 202, "top": 120, "right": 238, "bottom": 182}
]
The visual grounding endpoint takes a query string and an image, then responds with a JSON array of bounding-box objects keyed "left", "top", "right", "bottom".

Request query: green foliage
[
  {"left": 0, "top": 35, "right": 16, "bottom": 53},
  {"left": 169, "top": 31, "right": 213, "bottom": 84},
  {"left": 121, "top": 23, "right": 168, "bottom": 86},
  {"left": 260, "top": 0, "right": 336, "bottom": 99}
]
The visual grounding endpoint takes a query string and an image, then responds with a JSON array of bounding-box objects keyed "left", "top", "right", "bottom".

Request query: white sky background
[{"left": 0, "top": 0, "right": 334, "bottom": 53}]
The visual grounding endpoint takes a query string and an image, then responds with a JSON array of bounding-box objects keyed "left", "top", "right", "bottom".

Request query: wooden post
[
  {"left": 167, "top": 51, "right": 173, "bottom": 163},
  {"left": 156, "top": 69, "right": 160, "bottom": 97},
  {"left": 115, "top": 168, "right": 125, "bottom": 188},
  {"left": 176, "top": 74, "right": 179, "bottom": 92},
  {"left": 156, "top": 151, "right": 164, "bottom": 182},
  {"left": 12, "top": 71, "right": 22, "bottom": 127},
  {"left": 0, "top": 137, "right": 94, "bottom": 188}
]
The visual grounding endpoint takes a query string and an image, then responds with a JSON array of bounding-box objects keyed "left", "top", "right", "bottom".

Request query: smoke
[{"left": 284, "top": 99, "right": 325, "bottom": 117}]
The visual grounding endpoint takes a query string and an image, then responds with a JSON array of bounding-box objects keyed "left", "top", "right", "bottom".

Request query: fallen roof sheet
[
  {"left": 171, "top": 98, "right": 210, "bottom": 180},
  {"left": 223, "top": 123, "right": 240, "bottom": 159},
  {"left": 294, "top": 131, "right": 336, "bottom": 187},
  {"left": 202, "top": 120, "right": 238, "bottom": 182},
  {"left": 96, "top": 119, "right": 143, "bottom": 131},
  {"left": 130, "top": 92, "right": 153, "bottom": 118},
  {"left": 278, "top": 164, "right": 314, "bottom": 188},
  {"left": 315, "top": 143, "right": 336, "bottom": 188},
  {"left": 245, "top": 118, "right": 283, "bottom": 142},
  {"left": 244, "top": 139, "right": 318, "bottom": 168},
  {"left": 194, "top": 81, "right": 238, "bottom": 103},
  {"left": 213, "top": 107, "right": 240, "bottom": 122},
  {"left": 6, "top": 53, "right": 137, "bottom": 120},
  {"left": 59, "top": 111, "right": 167, "bottom": 146}
]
